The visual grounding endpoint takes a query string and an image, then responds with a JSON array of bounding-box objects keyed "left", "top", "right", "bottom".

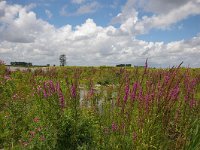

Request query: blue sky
[{"left": 0, "top": 0, "right": 200, "bottom": 67}]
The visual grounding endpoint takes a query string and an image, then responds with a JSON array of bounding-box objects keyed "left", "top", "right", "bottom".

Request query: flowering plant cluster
[{"left": 0, "top": 60, "right": 199, "bottom": 149}]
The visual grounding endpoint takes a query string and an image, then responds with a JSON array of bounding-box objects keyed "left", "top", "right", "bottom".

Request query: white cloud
[
  {"left": 111, "top": 0, "right": 137, "bottom": 24},
  {"left": 138, "top": 0, "right": 188, "bottom": 14},
  {"left": 45, "top": 9, "right": 52, "bottom": 19},
  {"left": 134, "top": 0, "right": 200, "bottom": 34},
  {"left": 76, "top": 1, "right": 100, "bottom": 15},
  {"left": 0, "top": 3, "right": 54, "bottom": 43},
  {"left": 60, "top": 2, "right": 101, "bottom": 16},
  {"left": 111, "top": 0, "right": 200, "bottom": 35},
  {"left": 71, "top": 0, "right": 86, "bottom": 4},
  {"left": 0, "top": 1, "right": 200, "bottom": 67}
]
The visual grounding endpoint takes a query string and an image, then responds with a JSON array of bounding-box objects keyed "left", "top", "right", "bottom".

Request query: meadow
[{"left": 0, "top": 60, "right": 200, "bottom": 149}]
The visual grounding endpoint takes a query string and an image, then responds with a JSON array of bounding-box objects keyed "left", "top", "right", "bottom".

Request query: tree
[{"left": 59, "top": 54, "right": 66, "bottom": 66}]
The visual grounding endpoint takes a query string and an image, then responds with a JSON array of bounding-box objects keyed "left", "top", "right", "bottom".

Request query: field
[{"left": 0, "top": 60, "right": 200, "bottom": 149}]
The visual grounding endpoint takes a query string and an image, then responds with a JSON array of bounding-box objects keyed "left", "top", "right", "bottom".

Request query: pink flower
[
  {"left": 112, "top": 122, "right": 118, "bottom": 131},
  {"left": 124, "top": 83, "right": 129, "bottom": 103},
  {"left": 58, "top": 91, "right": 65, "bottom": 108},
  {"left": 71, "top": 84, "right": 76, "bottom": 98},
  {"left": 37, "top": 127, "right": 42, "bottom": 132},
  {"left": 170, "top": 85, "right": 180, "bottom": 100},
  {"left": 131, "top": 82, "right": 138, "bottom": 101},
  {"left": 33, "top": 117, "right": 40, "bottom": 123},
  {"left": 43, "top": 90, "right": 47, "bottom": 98},
  {"left": 30, "top": 131, "right": 36, "bottom": 137},
  {"left": 190, "top": 99, "right": 196, "bottom": 108}
]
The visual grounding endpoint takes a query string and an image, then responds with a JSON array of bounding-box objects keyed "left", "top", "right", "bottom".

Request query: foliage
[{"left": 0, "top": 60, "right": 200, "bottom": 149}]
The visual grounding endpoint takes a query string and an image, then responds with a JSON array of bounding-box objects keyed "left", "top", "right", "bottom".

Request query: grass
[{"left": 0, "top": 60, "right": 200, "bottom": 149}]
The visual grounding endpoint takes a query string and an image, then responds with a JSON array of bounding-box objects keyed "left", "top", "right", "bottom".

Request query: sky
[{"left": 0, "top": 0, "right": 200, "bottom": 67}]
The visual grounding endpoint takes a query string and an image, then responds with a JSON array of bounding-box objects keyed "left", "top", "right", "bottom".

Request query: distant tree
[{"left": 59, "top": 54, "right": 66, "bottom": 66}]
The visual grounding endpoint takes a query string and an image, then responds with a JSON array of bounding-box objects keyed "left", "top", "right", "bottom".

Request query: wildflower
[
  {"left": 58, "top": 91, "right": 65, "bottom": 108},
  {"left": 71, "top": 84, "right": 76, "bottom": 98},
  {"left": 37, "top": 85, "right": 42, "bottom": 93},
  {"left": 37, "top": 127, "right": 42, "bottom": 132},
  {"left": 145, "top": 94, "right": 150, "bottom": 112},
  {"left": 190, "top": 99, "right": 196, "bottom": 108},
  {"left": 43, "top": 90, "right": 47, "bottom": 98},
  {"left": 33, "top": 117, "right": 40, "bottom": 123},
  {"left": 131, "top": 82, "right": 138, "bottom": 101},
  {"left": 170, "top": 85, "right": 180, "bottom": 100},
  {"left": 112, "top": 122, "right": 118, "bottom": 131},
  {"left": 49, "top": 80, "right": 55, "bottom": 93},
  {"left": 124, "top": 83, "right": 129, "bottom": 103},
  {"left": 30, "top": 131, "right": 36, "bottom": 137},
  {"left": 164, "top": 75, "right": 170, "bottom": 84},
  {"left": 12, "top": 94, "right": 18, "bottom": 100}
]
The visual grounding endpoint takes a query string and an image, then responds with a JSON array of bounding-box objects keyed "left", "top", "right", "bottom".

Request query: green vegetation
[{"left": 0, "top": 60, "right": 200, "bottom": 149}]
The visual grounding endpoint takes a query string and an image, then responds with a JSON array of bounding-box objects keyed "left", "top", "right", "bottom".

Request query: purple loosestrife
[
  {"left": 43, "top": 89, "right": 48, "bottom": 98},
  {"left": 189, "top": 99, "right": 196, "bottom": 108},
  {"left": 58, "top": 91, "right": 65, "bottom": 109},
  {"left": 43, "top": 81, "right": 50, "bottom": 98},
  {"left": 164, "top": 75, "right": 170, "bottom": 84},
  {"left": 41, "top": 81, "right": 65, "bottom": 108},
  {"left": 56, "top": 82, "right": 60, "bottom": 92},
  {"left": 184, "top": 78, "right": 197, "bottom": 102},
  {"left": 131, "top": 82, "right": 138, "bottom": 102},
  {"left": 157, "top": 81, "right": 163, "bottom": 100},
  {"left": 138, "top": 84, "right": 143, "bottom": 101},
  {"left": 124, "top": 83, "right": 130, "bottom": 103},
  {"left": 170, "top": 85, "right": 180, "bottom": 100},
  {"left": 71, "top": 84, "right": 76, "bottom": 98},
  {"left": 111, "top": 122, "right": 118, "bottom": 132},
  {"left": 56, "top": 82, "right": 65, "bottom": 108},
  {"left": 49, "top": 80, "right": 56, "bottom": 93},
  {"left": 145, "top": 94, "right": 150, "bottom": 112}
]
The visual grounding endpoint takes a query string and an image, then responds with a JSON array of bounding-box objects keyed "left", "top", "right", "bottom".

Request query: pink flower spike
[
  {"left": 112, "top": 122, "right": 118, "bottom": 131},
  {"left": 71, "top": 84, "right": 76, "bottom": 98}
]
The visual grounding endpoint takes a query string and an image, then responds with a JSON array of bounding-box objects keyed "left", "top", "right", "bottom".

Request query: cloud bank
[{"left": 0, "top": 0, "right": 200, "bottom": 67}]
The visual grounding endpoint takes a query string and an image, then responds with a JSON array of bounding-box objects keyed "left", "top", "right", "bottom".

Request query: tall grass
[{"left": 0, "top": 61, "right": 200, "bottom": 149}]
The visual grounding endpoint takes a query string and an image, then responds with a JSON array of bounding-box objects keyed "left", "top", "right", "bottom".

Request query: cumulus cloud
[
  {"left": 134, "top": 0, "right": 200, "bottom": 34},
  {"left": 0, "top": 1, "right": 200, "bottom": 67},
  {"left": 111, "top": 0, "right": 200, "bottom": 35},
  {"left": 111, "top": 0, "right": 138, "bottom": 24},
  {"left": 0, "top": 1, "right": 54, "bottom": 43}
]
